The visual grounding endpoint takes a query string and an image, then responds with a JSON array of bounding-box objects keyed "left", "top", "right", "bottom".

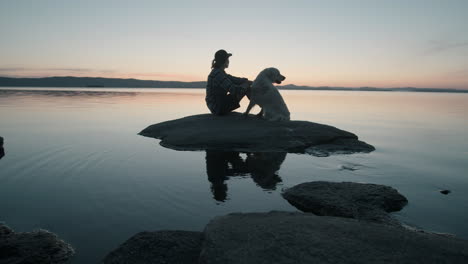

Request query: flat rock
[
  {"left": 139, "top": 113, "right": 375, "bottom": 155},
  {"left": 102, "top": 230, "right": 203, "bottom": 264},
  {"left": 282, "top": 181, "right": 408, "bottom": 225},
  {"left": 0, "top": 223, "right": 74, "bottom": 264},
  {"left": 199, "top": 211, "right": 468, "bottom": 264}
]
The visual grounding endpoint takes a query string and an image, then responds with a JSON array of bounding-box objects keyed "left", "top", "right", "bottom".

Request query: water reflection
[{"left": 205, "top": 151, "right": 286, "bottom": 202}]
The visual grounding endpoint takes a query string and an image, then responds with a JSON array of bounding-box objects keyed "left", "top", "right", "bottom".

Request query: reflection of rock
[
  {"left": 0, "top": 223, "right": 74, "bottom": 264},
  {"left": 282, "top": 181, "right": 408, "bottom": 225},
  {"left": 205, "top": 151, "right": 285, "bottom": 202},
  {"left": 139, "top": 113, "right": 374, "bottom": 155},
  {"left": 339, "top": 163, "right": 365, "bottom": 171},
  {"left": 199, "top": 211, "right": 468, "bottom": 264},
  {"left": 103, "top": 231, "right": 202, "bottom": 264},
  {"left": 305, "top": 138, "right": 376, "bottom": 157},
  {"left": 0, "top": 136, "right": 4, "bottom": 160}
]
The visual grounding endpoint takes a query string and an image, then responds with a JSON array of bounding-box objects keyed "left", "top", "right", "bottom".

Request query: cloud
[
  {"left": 442, "top": 68, "right": 468, "bottom": 80},
  {"left": 424, "top": 40, "right": 468, "bottom": 55},
  {"left": 0, "top": 67, "right": 117, "bottom": 76},
  {"left": 125, "top": 72, "right": 200, "bottom": 81},
  {"left": 0, "top": 67, "right": 29, "bottom": 72}
]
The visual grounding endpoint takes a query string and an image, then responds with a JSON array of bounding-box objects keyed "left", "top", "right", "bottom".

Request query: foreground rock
[
  {"left": 199, "top": 211, "right": 468, "bottom": 264},
  {"left": 0, "top": 223, "right": 74, "bottom": 264},
  {"left": 139, "top": 113, "right": 375, "bottom": 155},
  {"left": 282, "top": 181, "right": 408, "bottom": 225},
  {"left": 103, "top": 231, "right": 202, "bottom": 264}
]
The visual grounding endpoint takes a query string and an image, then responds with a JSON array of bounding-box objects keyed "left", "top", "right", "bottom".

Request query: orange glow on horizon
[{"left": 1, "top": 70, "right": 467, "bottom": 89}]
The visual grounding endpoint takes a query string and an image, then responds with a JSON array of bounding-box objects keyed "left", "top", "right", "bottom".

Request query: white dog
[{"left": 243, "top": 68, "right": 290, "bottom": 121}]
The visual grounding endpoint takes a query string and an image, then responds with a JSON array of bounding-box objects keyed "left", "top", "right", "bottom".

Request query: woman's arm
[
  {"left": 227, "top": 74, "right": 248, "bottom": 85},
  {"left": 213, "top": 70, "right": 246, "bottom": 95}
]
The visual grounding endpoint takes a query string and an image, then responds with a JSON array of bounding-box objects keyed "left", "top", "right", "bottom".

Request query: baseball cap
[{"left": 214, "top": 49, "right": 232, "bottom": 63}]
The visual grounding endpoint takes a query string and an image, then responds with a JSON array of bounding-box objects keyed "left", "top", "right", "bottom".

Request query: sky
[{"left": 1, "top": 0, "right": 467, "bottom": 88}]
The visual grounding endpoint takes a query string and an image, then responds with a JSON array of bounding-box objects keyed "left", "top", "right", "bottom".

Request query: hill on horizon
[{"left": 0, "top": 76, "right": 467, "bottom": 93}]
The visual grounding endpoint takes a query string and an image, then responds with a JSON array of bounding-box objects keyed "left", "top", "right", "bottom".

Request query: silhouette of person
[
  {"left": 205, "top": 151, "right": 286, "bottom": 202},
  {"left": 205, "top": 49, "right": 253, "bottom": 115},
  {"left": 205, "top": 151, "right": 249, "bottom": 201}
]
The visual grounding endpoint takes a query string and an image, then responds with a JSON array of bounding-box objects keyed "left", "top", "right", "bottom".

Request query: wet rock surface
[
  {"left": 102, "top": 230, "right": 203, "bottom": 264},
  {"left": 282, "top": 181, "right": 408, "bottom": 225},
  {"left": 139, "top": 113, "right": 375, "bottom": 155},
  {"left": 199, "top": 211, "right": 468, "bottom": 264},
  {"left": 0, "top": 223, "right": 74, "bottom": 264}
]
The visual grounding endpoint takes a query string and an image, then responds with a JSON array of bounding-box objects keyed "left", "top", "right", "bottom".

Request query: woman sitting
[{"left": 205, "top": 49, "right": 252, "bottom": 115}]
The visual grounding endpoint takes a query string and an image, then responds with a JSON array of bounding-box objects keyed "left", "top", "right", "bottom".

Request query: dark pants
[
  {"left": 212, "top": 94, "right": 242, "bottom": 115},
  {"left": 211, "top": 88, "right": 251, "bottom": 116}
]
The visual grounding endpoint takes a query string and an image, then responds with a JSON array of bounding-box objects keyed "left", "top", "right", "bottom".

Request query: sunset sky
[{"left": 1, "top": 0, "right": 467, "bottom": 89}]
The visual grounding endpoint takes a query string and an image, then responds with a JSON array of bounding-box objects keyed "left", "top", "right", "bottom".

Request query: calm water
[{"left": 1, "top": 88, "right": 467, "bottom": 263}]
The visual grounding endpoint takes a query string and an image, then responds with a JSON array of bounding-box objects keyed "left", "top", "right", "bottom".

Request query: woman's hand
[{"left": 241, "top": 82, "right": 250, "bottom": 90}]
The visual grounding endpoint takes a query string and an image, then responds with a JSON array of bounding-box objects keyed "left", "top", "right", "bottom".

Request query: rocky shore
[
  {"left": 3, "top": 116, "right": 467, "bottom": 263},
  {"left": 102, "top": 181, "right": 468, "bottom": 264},
  {"left": 3, "top": 178, "right": 467, "bottom": 263}
]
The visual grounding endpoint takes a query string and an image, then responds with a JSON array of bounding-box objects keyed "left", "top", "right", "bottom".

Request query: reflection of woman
[
  {"left": 205, "top": 49, "right": 252, "bottom": 115},
  {"left": 205, "top": 151, "right": 248, "bottom": 202},
  {"left": 205, "top": 151, "right": 285, "bottom": 202}
]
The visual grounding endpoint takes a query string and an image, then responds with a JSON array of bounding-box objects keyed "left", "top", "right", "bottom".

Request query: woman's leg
[{"left": 219, "top": 94, "right": 242, "bottom": 114}]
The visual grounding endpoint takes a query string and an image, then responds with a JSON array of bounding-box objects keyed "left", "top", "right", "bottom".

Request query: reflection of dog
[
  {"left": 205, "top": 151, "right": 286, "bottom": 202},
  {"left": 244, "top": 68, "right": 290, "bottom": 121},
  {"left": 246, "top": 152, "right": 285, "bottom": 190}
]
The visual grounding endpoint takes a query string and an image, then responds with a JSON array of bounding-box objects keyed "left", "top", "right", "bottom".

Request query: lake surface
[{"left": 1, "top": 88, "right": 467, "bottom": 263}]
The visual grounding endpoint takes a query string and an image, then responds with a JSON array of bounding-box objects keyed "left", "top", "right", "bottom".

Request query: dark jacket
[{"left": 205, "top": 68, "right": 247, "bottom": 115}]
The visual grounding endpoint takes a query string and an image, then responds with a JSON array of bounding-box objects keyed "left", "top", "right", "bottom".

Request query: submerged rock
[
  {"left": 139, "top": 113, "right": 375, "bottom": 155},
  {"left": 102, "top": 230, "right": 203, "bottom": 264},
  {"left": 282, "top": 181, "right": 408, "bottom": 225},
  {"left": 0, "top": 223, "right": 74, "bottom": 264},
  {"left": 0, "top": 136, "right": 3, "bottom": 146},
  {"left": 199, "top": 211, "right": 468, "bottom": 264}
]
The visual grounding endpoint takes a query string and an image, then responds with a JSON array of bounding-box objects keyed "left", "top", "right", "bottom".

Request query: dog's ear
[{"left": 270, "top": 68, "right": 281, "bottom": 80}]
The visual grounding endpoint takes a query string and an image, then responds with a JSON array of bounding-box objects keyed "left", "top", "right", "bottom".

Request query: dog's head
[{"left": 263, "top": 67, "right": 286, "bottom": 84}]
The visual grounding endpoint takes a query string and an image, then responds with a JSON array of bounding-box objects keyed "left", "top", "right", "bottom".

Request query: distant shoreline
[{"left": 1, "top": 76, "right": 467, "bottom": 93}]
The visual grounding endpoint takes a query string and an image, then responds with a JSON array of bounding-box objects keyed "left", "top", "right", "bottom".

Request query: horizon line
[{"left": 0, "top": 75, "right": 467, "bottom": 91}]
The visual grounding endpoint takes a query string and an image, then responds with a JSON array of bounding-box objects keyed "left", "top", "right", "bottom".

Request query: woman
[{"left": 205, "top": 49, "right": 252, "bottom": 115}]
